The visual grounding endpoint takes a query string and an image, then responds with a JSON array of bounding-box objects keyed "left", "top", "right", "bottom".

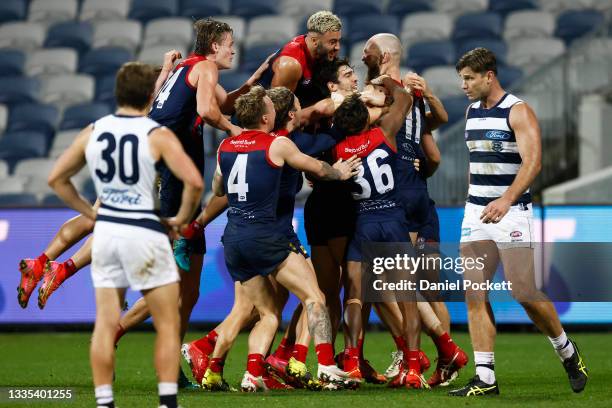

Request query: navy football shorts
[
  {"left": 346, "top": 219, "right": 411, "bottom": 262},
  {"left": 222, "top": 233, "right": 291, "bottom": 283}
]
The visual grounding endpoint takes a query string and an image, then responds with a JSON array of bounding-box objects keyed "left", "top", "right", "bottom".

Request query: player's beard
[
  {"left": 366, "top": 63, "right": 380, "bottom": 82},
  {"left": 315, "top": 42, "right": 334, "bottom": 62}
]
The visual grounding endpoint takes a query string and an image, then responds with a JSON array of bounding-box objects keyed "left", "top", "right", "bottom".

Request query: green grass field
[{"left": 1, "top": 331, "right": 610, "bottom": 407}]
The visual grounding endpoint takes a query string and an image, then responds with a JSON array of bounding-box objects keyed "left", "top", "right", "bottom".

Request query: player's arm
[
  {"left": 270, "top": 56, "right": 302, "bottom": 92},
  {"left": 270, "top": 137, "right": 360, "bottom": 180},
  {"left": 198, "top": 194, "right": 228, "bottom": 226},
  {"left": 195, "top": 61, "right": 242, "bottom": 136},
  {"left": 216, "top": 55, "right": 273, "bottom": 114},
  {"left": 403, "top": 73, "right": 448, "bottom": 131},
  {"left": 481, "top": 103, "right": 541, "bottom": 223},
  {"left": 153, "top": 50, "right": 182, "bottom": 97},
  {"left": 376, "top": 76, "right": 412, "bottom": 148},
  {"left": 150, "top": 127, "right": 203, "bottom": 226},
  {"left": 212, "top": 147, "right": 225, "bottom": 197},
  {"left": 421, "top": 130, "right": 441, "bottom": 178},
  {"left": 48, "top": 125, "right": 96, "bottom": 220}
]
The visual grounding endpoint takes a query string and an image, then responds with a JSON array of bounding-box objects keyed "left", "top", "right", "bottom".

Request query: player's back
[
  {"left": 85, "top": 113, "right": 164, "bottom": 234},
  {"left": 335, "top": 127, "right": 403, "bottom": 222},
  {"left": 218, "top": 130, "right": 283, "bottom": 241}
]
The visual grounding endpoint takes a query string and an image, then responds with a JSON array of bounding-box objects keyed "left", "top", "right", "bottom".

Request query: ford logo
[{"left": 486, "top": 130, "right": 510, "bottom": 140}]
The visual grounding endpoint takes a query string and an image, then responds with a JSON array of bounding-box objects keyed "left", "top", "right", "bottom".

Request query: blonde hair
[
  {"left": 235, "top": 85, "right": 267, "bottom": 129},
  {"left": 307, "top": 11, "right": 342, "bottom": 34}
]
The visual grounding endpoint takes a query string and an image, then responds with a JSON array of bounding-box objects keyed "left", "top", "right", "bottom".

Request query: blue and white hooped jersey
[
  {"left": 395, "top": 96, "right": 427, "bottom": 190},
  {"left": 86, "top": 114, "right": 164, "bottom": 233},
  {"left": 465, "top": 93, "right": 531, "bottom": 206}
]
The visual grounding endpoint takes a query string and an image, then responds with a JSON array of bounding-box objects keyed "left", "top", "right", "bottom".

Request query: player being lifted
[
  {"left": 450, "top": 48, "right": 588, "bottom": 397},
  {"left": 47, "top": 62, "right": 203, "bottom": 408},
  {"left": 214, "top": 86, "right": 360, "bottom": 391}
]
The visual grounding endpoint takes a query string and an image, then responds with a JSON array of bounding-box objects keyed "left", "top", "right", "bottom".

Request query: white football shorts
[{"left": 460, "top": 202, "right": 534, "bottom": 248}]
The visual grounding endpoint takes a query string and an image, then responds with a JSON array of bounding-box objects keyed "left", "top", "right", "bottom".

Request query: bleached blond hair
[{"left": 307, "top": 11, "right": 342, "bottom": 34}]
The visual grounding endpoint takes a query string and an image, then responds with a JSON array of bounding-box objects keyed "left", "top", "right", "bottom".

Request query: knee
[{"left": 260, "top": 311, "right": 279, "bottom": 330}]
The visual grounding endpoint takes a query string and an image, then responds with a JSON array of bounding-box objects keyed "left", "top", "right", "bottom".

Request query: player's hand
[
  {"left": 360, "top": 85, "right": 386, "bottom": 107},
  {"left": 403, "top": 73, "right": 430, "bottom": 97},
  {"left": 228, "top": 123, "right": 243, "bottom": 137},
  {"left": 480, "top": 197, "right": 512, "bottom": 224},
  {"left": 247, "top": 53, "right": 274, "bottom": 86},
  {"left": 162, "top": 217, "right": 184, "bottom": 240},
  {"left": 413, "top": 158, "right": 420, "bottom": 172},
  {"left": 333, "top": 155, "right": 362, "bottom": 180},
  {"left": 369, "top": 74, "right": 392, "bottom": 86},
  {"left": 180, "top": 220, "right": 204, "bottom": 240},
  {"left": 162, "top": 49, "right": 182, "bottom": 72}
]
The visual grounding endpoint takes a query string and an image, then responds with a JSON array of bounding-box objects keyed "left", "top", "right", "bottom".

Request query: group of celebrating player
[{"left": 17, "top": 9, "right": 588, "bottom": 408}]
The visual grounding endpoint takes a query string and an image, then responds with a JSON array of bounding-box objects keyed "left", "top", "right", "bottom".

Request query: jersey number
[
  {"left": 227, "top": 154, "right": 249, "bottom": 201},
  {"left": 353, "top": 149, "right": 394, "bottom": 199},
  {"left": 154, "top": 67, "right": 184, "bottom": 109},
  {"left": 95, "top": 133, "right": 140, "bottom": 185}
]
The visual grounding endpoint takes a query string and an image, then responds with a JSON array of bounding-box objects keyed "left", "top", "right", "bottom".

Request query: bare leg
[
  {"left": 374, "top": 302, "right": 404, "bottom": 338},
  {"left": 343, "top": 261, "right": 362, "bottom": 349},
  {"left": 311, "top": 245, "right": 342, "bottom": 341},
  {"left": 46, "top": 200, "right": 99, "bottom": 259},
  {"left": 241, "top": 276, "right": 281, "bottom": 356}
]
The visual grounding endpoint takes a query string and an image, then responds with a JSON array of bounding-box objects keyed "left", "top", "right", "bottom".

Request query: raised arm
[
  {"left": 48, "top": 125, "right": 96, "bottom": 220},
  {"left": 149, "top": 127, "right": 203, "bottom": 226},
  {"left": 270, "top": 56, "right": 302, "bottom": 92},
  {"left": 153, "top": 50, "right": 182, "bottom": 97},
  {"left": 216, "top": 55, "right": 273, "bottom": 114},
  {"left": 403, "top": 73, "right": 448, "bottom": 131},
  {"left": 376, "top": 76, "right": 412, "bottom": 147}
]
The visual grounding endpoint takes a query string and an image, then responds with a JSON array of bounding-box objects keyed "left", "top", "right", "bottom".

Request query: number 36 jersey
[
  {"left": 86, "top": 114, "right": 164, "bottom": 233},
  {"left": 334, "top": 127, "right": 404, "bottom": 223},
  {"left": 218, "top": 130, "right": 283, "bottom": 242}
]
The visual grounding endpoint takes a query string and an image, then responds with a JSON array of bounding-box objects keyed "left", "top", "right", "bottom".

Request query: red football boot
[
  {"left": 38, "top": 261, "right": 69, "bottom": 309},
  {"left": 419, "top": 350, "right": 431, "bottom": 373},
  {"left": 360, "top": 359, "right": 387, "bottom": 384},
  {"left": 427, "top": 346, "right": 469, "bottom": 387},
  {"left": 265, "top": 353, "right": 289, "bottom": 378},
  {"left": 181, "top": 342, "right": 210, "bottom": 385},
  {"left": 405, "top": 368, "right": 430, "bottom": 389},
  {"left": 263, "top": 372, "right": 293, "bottom": 390},
  {"left": 387, "top": 361, "right": 408, "bottom": 388},
  {"left": 17, "top": 258, "right": 46, "bottom": 308}
]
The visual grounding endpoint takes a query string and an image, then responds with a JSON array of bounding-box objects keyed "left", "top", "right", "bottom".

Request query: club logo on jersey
[
  {"left": 510, "top": 231, "right": 523, "bottom": 241},
  {"left": 486, "top": 130, "right": 511, "bottom": 140},
  {"left": 492, "top": 141, "right": 503, "bottom": 152}
]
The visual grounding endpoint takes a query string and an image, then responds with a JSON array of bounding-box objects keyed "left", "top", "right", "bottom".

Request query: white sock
[
  {"left": 94, "top": 384, "right": 113, "bottom": 405},
  {"left": 158, "top": 382, "right": 178, "bottom": 396},
  {"left": 474, "top": 351, "right": 496, "bottom": 385},
  {"left": 548, "top": 331, "right": 575, "bottom": 361}
]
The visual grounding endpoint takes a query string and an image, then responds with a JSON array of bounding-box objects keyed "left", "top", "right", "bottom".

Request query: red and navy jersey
[
  {"left": 334, "top": 127, "right": 403, "bottom": 221},
  {"left": 396, "top": 93, "right": 427, "bottom": 190},
  {"left": 218, "top": 130, "right": 283, "bottom": 241},
  {"left": 258, "top": 35, "right": 321, "bottom": 107}
]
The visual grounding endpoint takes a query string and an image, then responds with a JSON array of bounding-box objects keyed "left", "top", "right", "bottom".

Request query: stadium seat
[
  {"left": 504, "top": 11, "right": 555, "bottom": 41},
  {"left": 0, "top": 77, "right": 40, "bottom": 105},
  {"left": 14, "top": 158, "right": 57, "bottom": 180},
  {"left": 555, "top": 10, "right": 605, "bottom": 45},
  {"left": 129, "top": 0, "right": 178, "bottom": 23},
  {"left": 0, "top": 177, "right": 27, "bottom": 194},
  {"left": 40, "top": 74, "right": 95, "bottom": 108},
  {"left": 334, "top": 0, "right": 383, "bottom": 16},
  {"left": 24, "top": 174, "right": 56, "bottom": 198},
  {"left": 405, "top": 40, "right": 456, "bottom": 73},
  {"left": 45, "top": 21, "right": 94, "bottom": 55},
  {"left": 143, "top": 18, "right": 193, "bottom": 48},
  {"left": 0, "top": 22, "right": 46, "bottom": 51},
  {"left": 347, "top": 15, "right": 400, "bottom": 45},
  {"left": 456, "top": 38, "right": 508, "bottom": 65},
  {"left": 434, "top": 0, "right": 488, "bottom": 16},
  {"left": 138, "top": 44, "right": 188, "bottom": 66},
  {"left": 59, "top": 102, "right": 111, "bottom": 130},
  {"left": 25, "top": 48, "right": 78, "bottom": 77},
  {"left": 0, "top": 105, "right": 7, "bottom": 134},
  {"left": 401, "top": 12, "right": 453, "bottom": 46},
  {"left": 387, "top": 0, "right": 433, "bottom": 16},
  {"left": 422, "top": 66, "right": 463, "bottom": 98},
  {"left": 219, "top": 71, "right": 251, "bottom": 92},
  {"left": 79, "top": 47, "right": 133, "bottom": 76},
  {"left": 0, "top": 160, "right": 8, "bottom": 178},
  {"left": 28, "top": 0, "right": 78, "bottom": 24},
  {"left": 349, "top": 41, "right": 367, "bottom": 68},
  {"left": 245, "top": 15, "right": 299, "bottom": 47},
  {"left": 242, "top": 42, "right": 283, "bottom": 73},
  {"left": 497, "top": 64, "right": 524, "bottom": 88},
  {"left": 0, "top": 0, "right": 27, "bottom": 23},
  {"left": 213, "top": 16, "right": 247, "bottom": 44},
  {"left": 93, "top": 20, "right": 143, "bottom": 52},
  {"left": 230, "top": 0, "right": 279, "bottom": 18},
  {"left": 452, "top": 12, "right": 503, "bottom": 42},
  {"left": 94, "top": 75, "right": 116, "bottom": 105},
  {"left": 0, "top": 49, "right": 26, "bottom": 77},
  {"left": 280, "top": 0, "right": 333, "bottom": 18},
  {"left": 0, "top": 193, "right": 39, "bottom": 206},
  {"left": 7, "top": 103, "right": 59, "bottom": 138},
  {"left": 0, "top": 131, "right": 48, "bottom": 163},
  {"left": 508, "top": 38, "right": 566, "bottom": 72},
  {"left": 488, "top": 0, "right": 538, "bottom": 16},
  {"left": 181, "top": 0, "right": 231, "bottom": 18},
  {"left": 80, "top": 0, "right": 130, "bottom": 21},
  {"left": 539, "top": 0, "right": 589, "bottom": 14},
  {"left": 440, "top": 95, "right": 468, "bottom": 129},
  {"left": 49, "top": 129, "right": 80, "bottom": 158}
]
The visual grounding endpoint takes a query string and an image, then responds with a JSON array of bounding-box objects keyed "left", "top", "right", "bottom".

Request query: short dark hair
[
  {"left": 456, "top": 47, "right": 497, "bottom": 75},
  {"left": 115, "top": 62, "right": 157, "bottom": 110},
  {"left": 333, "top": 94, "right": 368, "bottom": 136},
  {"left": 235, "top": 85, "right": 267, "bottom": 129},
  {"left": 193, "top": 18, "right": 233, "bottom": 56},
  {"left": 266, "top": 87, "right": 295, "bottom": 132},
  {"left": 313, "top": 58, "right": 350, "bottom": 97}
]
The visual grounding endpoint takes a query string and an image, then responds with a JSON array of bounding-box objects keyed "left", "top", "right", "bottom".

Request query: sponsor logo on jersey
[
  {"left": 100, "top": 188, "right": 142, "bottom": 206},
  {"left": 461, "top": 227, "right": 472, "bottom": 237},
  {"left": 486, "top": 130, "right": 511, "bottom": 140}
]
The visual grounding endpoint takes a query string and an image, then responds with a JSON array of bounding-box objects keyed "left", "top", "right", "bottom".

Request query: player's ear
[
  {"left": 211, "top": 41, "right": 219, "bottom": 54},
  {"left": 328, "top": 81, "right": 338, "bottom": 92}
]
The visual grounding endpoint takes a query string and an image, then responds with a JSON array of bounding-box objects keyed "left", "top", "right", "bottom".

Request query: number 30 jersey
[
  {"left": 86, "top": 114, "right": 164, "bottom": 233},
  {"left": 218, "top": 130, "right": 283, "bottom": 242},
  {"left": 334, "top": 127, "right": 404, "bottom": 222}
]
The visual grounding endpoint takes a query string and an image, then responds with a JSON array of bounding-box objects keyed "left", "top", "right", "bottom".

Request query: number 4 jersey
[
  {"left": 85, "top": 114, "right": 164, "bottom": 233},
  {"left": 218, "top": 130, "right": 283, "bottom": 242}
]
